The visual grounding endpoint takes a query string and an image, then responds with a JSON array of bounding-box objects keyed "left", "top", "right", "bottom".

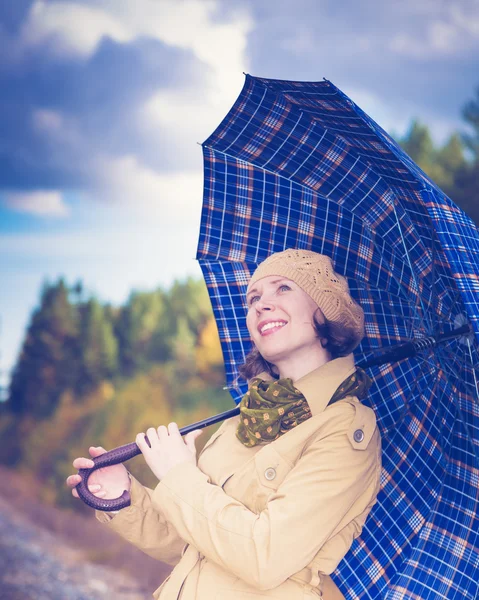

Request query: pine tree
[
  {"left": 78, "top": 298, "right": 118, "bottom": 392},
  {"left": 7, "top": 279, "right": 79, "bottom": 418}
]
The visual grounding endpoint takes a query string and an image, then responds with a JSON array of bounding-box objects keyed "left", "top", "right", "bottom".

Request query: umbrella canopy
[{"left": 197, "top": 75, "right": 479, "bottom": 599}]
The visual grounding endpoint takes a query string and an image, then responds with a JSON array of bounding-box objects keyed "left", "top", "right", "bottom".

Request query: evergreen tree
[
  {"left": 435, "top": 133, "right": 468, "bottom": 197},
  {"left": 168, "top": 278, "right": 212, "bottom": 336},
  {"left": 7, "top": 279, "right": 79, "bottom": 418},
  {"left": 400, "top": 120, "right": 436, "bottom": 168},
  {"left": 78, "top": 298, "right": 118, "bottom": 392},
  {"left": 452, "top": 85, "right": 479, "bottom": 225},
  {"left": 116, "top": 289, "right": 170, "bottom": 375},
  {"left": 399, "top": 121, "right": 466, "bottom": 193},
  {"left": 462, "top": 85, "right": 479, "bottom": 158}
]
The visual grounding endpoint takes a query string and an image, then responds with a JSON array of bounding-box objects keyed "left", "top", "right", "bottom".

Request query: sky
[{"left": 1, "top": 0, "right": 479, "bottom": 389}]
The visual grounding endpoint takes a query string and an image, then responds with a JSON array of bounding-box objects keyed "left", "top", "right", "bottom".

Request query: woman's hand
[
  {"left": 136, "top": 423, "right": 203, "bottom": 481},
  {"left": 66, "top": 446, "right": 131, "bottom": 501}
]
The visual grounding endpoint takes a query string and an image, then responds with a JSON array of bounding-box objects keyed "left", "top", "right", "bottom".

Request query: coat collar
[{"left": 255, "top": 354, "right": 357, "bottom": 417}]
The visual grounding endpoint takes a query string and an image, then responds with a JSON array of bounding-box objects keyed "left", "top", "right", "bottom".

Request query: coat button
[
  {"left": 264, "top": 467, "right": 276, "bottom": 481},
  {"left": 353, "top": 429, "right": 364, "bottom": 443}
]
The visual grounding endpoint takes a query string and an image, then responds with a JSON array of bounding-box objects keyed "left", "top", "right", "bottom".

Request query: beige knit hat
[{"left": 248, "top": 249, "right": 365, "bottom": 351}]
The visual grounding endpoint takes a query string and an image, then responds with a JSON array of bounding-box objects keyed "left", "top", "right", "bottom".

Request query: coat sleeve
[
  {"left": 95, "top": 473, "right": 186, "bottom": 566},
  {"left": 152, "top": 403, "right": 381, "bottom": 590}
]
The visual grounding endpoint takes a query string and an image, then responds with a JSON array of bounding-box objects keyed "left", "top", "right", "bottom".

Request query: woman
[{"left": 66, "top": 249, "right": 381, "bottom": 599}]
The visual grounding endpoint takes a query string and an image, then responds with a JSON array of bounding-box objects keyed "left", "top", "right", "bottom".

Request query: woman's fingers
[
  {"left": 89, "top": 446, "right": 107, "bottom": 457},
  {"left": 72, "top": 486, "right": 106, "bottom": 499},
  {"left": 136, "top": 431, "right": 150, "bottom": 450},
  {"left": 184, "top": 429, "right": 203, "bottom": 454},
  {"left": 156, "top": 425, "right": 168, "bottom": 440},
  {"left": 72, "top": 457, "right": 95, "bottom": 469},
  {"left": 66, "top": 474, "right": 81, "bottom": 487},
  {"left": 167, "top": 422, "right": 179, "bottom": 435},
  {"left": 67, "top": 473, "right": 105, "bottom": 499}
]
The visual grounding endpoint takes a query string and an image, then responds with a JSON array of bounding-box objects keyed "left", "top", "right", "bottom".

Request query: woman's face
[{"left": 246, "top": 275, "right": 325, "bottom": 369}]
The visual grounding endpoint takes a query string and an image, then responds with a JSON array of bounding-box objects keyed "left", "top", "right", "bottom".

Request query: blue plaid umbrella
[{"left": 197, "top": 75, "right": 479, "bottom": 599}]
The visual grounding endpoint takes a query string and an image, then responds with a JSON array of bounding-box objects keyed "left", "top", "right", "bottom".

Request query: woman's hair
[{"left": 238, "top": 312, "right": 359, "bottom": 381}]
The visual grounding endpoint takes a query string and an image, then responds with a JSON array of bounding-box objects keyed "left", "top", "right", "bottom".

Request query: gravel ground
[{"left": 0, "top": 495, "right": 152, "bottom": 600}]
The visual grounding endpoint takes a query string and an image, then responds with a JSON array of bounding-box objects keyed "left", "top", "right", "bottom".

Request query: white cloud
[
  {"left": 110, "top": 0, "right": 253, "bottom": 151},
  {"left": 17, "top": 0, "right": 253, "bottom": 217},
  {"left": 96, "top": 155, "right": 204, "bottom": 223},
  {"left": 390, "top": 3, "right": 479, "bottom": 58},
  {"left": 450, "top": 4, "right": 479, "bottom": 37},
  {"left": 3, "top": 191, "right": 70, "bottom": 218},
  {"left": 21, "top": 0, "right": 132, "bottom": 58}
]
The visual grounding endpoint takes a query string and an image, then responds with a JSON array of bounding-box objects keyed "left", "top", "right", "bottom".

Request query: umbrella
[{"left": 197, "top": 75, "right": 479, "bottom": 599}]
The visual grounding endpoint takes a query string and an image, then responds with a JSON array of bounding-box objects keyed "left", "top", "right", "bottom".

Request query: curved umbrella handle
[
  {"left": 76, "top": 405, "right": 241, "bottom": 512},
  {"left": 76, "top": 440, "right": 143, "bottom": 511}
]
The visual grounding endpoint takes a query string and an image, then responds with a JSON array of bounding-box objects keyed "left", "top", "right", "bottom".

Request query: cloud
[
  {"left": 21, "top": 0, "right": 132, "bottom": 59},
  {"left": 96, "top": 155, "right": 203, "bottom": 223},
  {"left": 390, "top": 2, "right": 479, "bottom": 58},
  {"left": 3, "top": 190, "right": 70, "bottom": 217},
  {"left": 0, "top": 0, "right": 253, "bottom": 220}
]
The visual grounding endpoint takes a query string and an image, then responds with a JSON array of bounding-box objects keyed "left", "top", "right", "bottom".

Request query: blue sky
[{"left": 1, "top": 0, "right": 479, "bottom": 387}]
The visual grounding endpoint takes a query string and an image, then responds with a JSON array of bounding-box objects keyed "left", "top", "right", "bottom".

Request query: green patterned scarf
[{"left": 236, "top": 368, "right": 372, "bottom": 447}]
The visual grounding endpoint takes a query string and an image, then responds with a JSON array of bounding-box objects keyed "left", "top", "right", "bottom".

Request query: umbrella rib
[
  {"left": 289, "top": 128, "right": 328, "bottom": 178},
  {"left": 434, "top": 343, "right": 476, "bottom": 393},
  {"left": 255, "top": 171, "right": 266, "bottom": 262},
  {"left": 435, "top": 348, "right": 479, "bottom": 468},
  {"left": 284, "top": 180, "right": 293, "bottom": 249},
  {"left": 431, "top": 233, "right": 439, "bottom": 335},
  {"left": 324, "top": 155, "right": 361, "bottom": 199},
  {"left": 262, "top": 117, "right": 303, "bottom": 169},
  {"left": 380, "top": 356, "right": 433, "bottom": 437},
  {"left": 392, "top": 201, "right": 429, "bottom": 329},
  {"left": 466, "top": 339, "right": 479, "bottom": 400},
  {"left": 222, "top": 86, "right": 268, "bottom": 153},
  {"left": 358, "top": 282, "right": 424, "bottom": 339}
]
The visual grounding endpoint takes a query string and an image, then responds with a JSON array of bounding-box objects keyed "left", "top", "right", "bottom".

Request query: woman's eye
[
  {"left": 249, "top": 295, "right": 260, "bottom": 305},
  {"left": 279, "top": 284, "right": 291, "bottom": 292}
]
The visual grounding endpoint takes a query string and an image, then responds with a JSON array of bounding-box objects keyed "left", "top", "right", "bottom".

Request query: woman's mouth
[{"left": 259, "top": 320, "right": 287, "bottom": 336}]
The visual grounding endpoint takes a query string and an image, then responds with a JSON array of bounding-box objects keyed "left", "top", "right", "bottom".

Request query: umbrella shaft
[{"left": 357, "top": 324, "right": 473, "bottom": 369}]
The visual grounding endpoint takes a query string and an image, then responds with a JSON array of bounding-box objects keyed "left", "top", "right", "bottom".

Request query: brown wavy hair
[{"left": 238, "top": 313, "right": 360, "bottom": 381}]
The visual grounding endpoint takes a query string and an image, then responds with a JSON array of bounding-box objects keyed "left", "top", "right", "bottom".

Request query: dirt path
[{"left": 0, "top": 494, "right": 152, "bottom": 600}]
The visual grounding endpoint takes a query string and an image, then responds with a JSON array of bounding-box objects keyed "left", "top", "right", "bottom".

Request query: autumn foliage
[{"left": 0, "top": 277, "right": 233, "bottom": 510}]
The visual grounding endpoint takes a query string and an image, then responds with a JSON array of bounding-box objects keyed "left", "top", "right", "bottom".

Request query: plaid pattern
[{"left": 197, "top": 75, "right": 479, "bottom": 599}]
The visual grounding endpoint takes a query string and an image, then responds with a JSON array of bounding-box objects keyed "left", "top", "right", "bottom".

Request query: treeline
[
  {"left": 396, "top": 85, "right": 479, "bottom": 225},
  {"left": 0, "top": 278, "right": 231, "bottom": 509}
]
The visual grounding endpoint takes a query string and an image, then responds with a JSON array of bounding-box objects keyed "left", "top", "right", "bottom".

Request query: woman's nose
[{"left": 256, "top": 298, "right": 275, "bottom": 312}]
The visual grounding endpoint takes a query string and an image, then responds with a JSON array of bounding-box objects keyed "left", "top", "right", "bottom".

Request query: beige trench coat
[{"left": 96, "top": 355, "right": 381, "bottom": 599}]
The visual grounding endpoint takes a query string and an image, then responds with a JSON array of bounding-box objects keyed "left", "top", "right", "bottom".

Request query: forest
[{"left": 1, "top": 84, "right": 478, "bottom": 512}]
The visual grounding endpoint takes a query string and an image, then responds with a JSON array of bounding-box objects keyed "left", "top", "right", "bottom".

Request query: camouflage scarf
[{"left": 236, "top": 368, "right": 372, "bottom": 447}]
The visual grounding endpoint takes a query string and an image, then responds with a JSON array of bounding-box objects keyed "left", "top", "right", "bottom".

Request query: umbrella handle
[{"left": 75, "top": 405, "right": 241, "bottom": 511}]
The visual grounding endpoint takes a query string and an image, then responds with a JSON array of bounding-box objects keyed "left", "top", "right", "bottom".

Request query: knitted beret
[{"left": 248, "top": 249, "right": 365, "bottom": 350}]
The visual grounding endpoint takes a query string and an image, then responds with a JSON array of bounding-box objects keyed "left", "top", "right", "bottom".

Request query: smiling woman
[
  {"left": 67, "top": 248, "right": 381, "bottom": 600},
  {"left": 242, "top": 251, "right": 365, "bottom": 383}
]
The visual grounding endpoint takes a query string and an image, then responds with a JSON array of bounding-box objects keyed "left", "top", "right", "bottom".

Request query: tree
[
  {"left": 399, "top": 121, "right": 467, "bottom": 194},
  {"left": 115, "top": 289, "right": 170, "bottom": 375},
  {"left": 168, "top": 278, "right": 212, "bottom": 336},
  {"left": 78, "top": 298, "right": 118, "bottom": 392},
  {"left": 450, "top": 85, "right": 479, "bottom": 225},
  {"left": 7, "top": 279, "right": 79, "bottom": 418},
  {"left": 462, "top": 85, "right": 479, "bottom": 158},
  {"left": 398, "top": 118, "right": 478, "bottom": 223}
]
